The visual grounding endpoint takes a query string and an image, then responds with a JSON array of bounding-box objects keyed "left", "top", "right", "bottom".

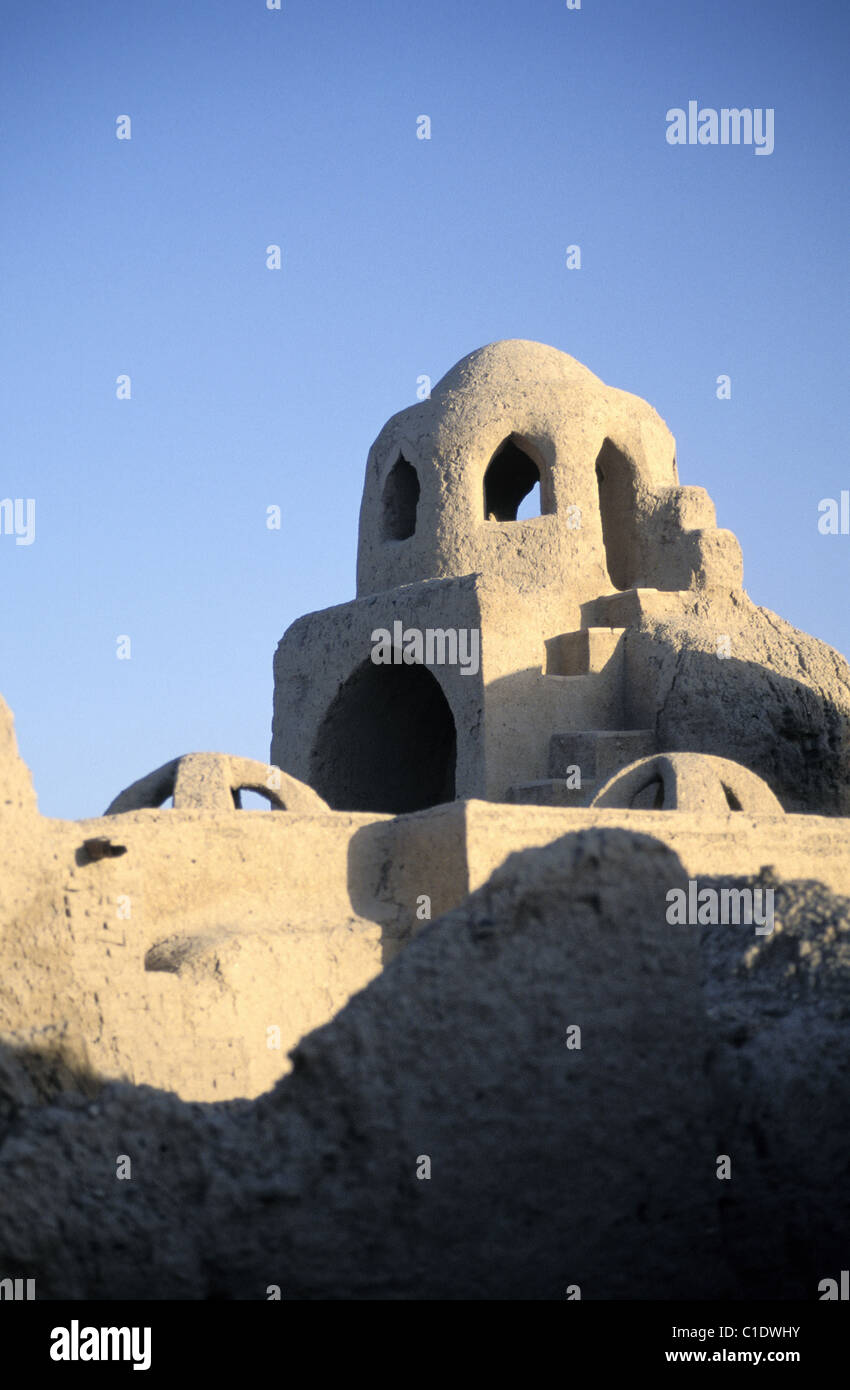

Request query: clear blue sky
[{"left": 1, "top": 0, "right": 848, "bottom": 819}]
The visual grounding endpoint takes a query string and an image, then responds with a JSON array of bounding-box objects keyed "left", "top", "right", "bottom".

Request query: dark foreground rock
[{"left": 0, "top": 828, "right": 847, "bottom": 1300}]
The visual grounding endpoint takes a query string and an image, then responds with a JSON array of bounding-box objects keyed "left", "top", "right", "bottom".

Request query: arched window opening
[
  {"left": 483, "top": 438, "right": 542, "bottom": 522},
  {"left": 381, "top": 455, "right": 419, "bottom": 541},
  {"left": 595, "top": 439, "right": 641, "bottom": 591},
  {"left": 630, "top": 778, "right": 666, "bottom": 810},
  {"left": 233, "top": 788, "right": 273, "bottom": 810}
]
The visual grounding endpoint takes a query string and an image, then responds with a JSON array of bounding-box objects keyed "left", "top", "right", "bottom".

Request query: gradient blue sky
[{"left": 2, "top": 0, "right": 848, "bottom": 819}]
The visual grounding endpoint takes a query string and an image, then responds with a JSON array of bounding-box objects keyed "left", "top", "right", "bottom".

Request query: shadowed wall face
[
  {"left": 310, "top": 659, "right": 457, "bottom": 813},
  {"left": 595, "top": 439, "right": 641, "bottom": 591}
]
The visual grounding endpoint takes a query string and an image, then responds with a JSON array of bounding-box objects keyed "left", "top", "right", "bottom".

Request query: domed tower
[
  {"left": 356, "top": 339, "right": 737, "bottom": 603},
  {"left": 271, "top": 341, "right": 745, "bottom": 813}
]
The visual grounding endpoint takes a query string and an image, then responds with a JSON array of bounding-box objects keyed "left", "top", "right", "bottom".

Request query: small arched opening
[
  {"left": 629, "top": 777, "right": 666, "bottom": 810},
  {"left": 233, "top": 786, "right": 280, "bottom": 810},
  {"left": 310, "top": 659, "right": 457, "bottom": 813},
  {"left": 483, "top": 436, "right": 543, "bottom": 521},
  {"left": 381, "top": 455, "right": 420, "bottom": 541}
]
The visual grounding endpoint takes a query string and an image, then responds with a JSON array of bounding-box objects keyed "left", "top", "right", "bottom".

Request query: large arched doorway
[{"left": 310, "top": 659, "right": 457, "bottom": 813}]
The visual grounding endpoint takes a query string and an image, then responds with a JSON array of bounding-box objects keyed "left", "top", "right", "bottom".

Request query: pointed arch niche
[
  {"left": 595, "top": 439, "right": 642, "bottom": 591},
  {"left": 381, "top": 455, "right": 420, "bottom": 541},
  {"left": 483, "top": 435, "right": 550, "bottom": 522}
]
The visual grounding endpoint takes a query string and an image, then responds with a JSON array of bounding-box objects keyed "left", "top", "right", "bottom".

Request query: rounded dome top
[
  {"left": 356, "top": 339, "right": 686, "bottom": 602},
  {"left": 431, "top": 339, "right": 606, "bottom": 404}
]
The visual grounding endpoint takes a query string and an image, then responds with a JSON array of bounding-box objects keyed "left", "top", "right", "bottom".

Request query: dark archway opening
[
  {"left": 381, "top": 455, "right": 420, "bottom": 541},
  {"left": 310, "top": 659, "right": 456, "bottom": 813},
  {"left": 483, "top": 438, "right": 541, "bottom": 521},
  {"left": 595, "top": 439, "right": 642, "bottom": 591}
]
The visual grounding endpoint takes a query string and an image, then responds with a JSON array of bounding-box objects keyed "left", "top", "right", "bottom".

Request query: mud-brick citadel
[{"left": 2, "top": 341, "right": 850, "bottom": 1301}]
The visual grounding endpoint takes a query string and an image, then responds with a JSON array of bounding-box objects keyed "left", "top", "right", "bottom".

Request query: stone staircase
[
  {"left": 507, "top": 609, "right": 657, "bottom": 807},
  {"left": 581, "top": 587, "right": 689, "bottom": 628}
]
